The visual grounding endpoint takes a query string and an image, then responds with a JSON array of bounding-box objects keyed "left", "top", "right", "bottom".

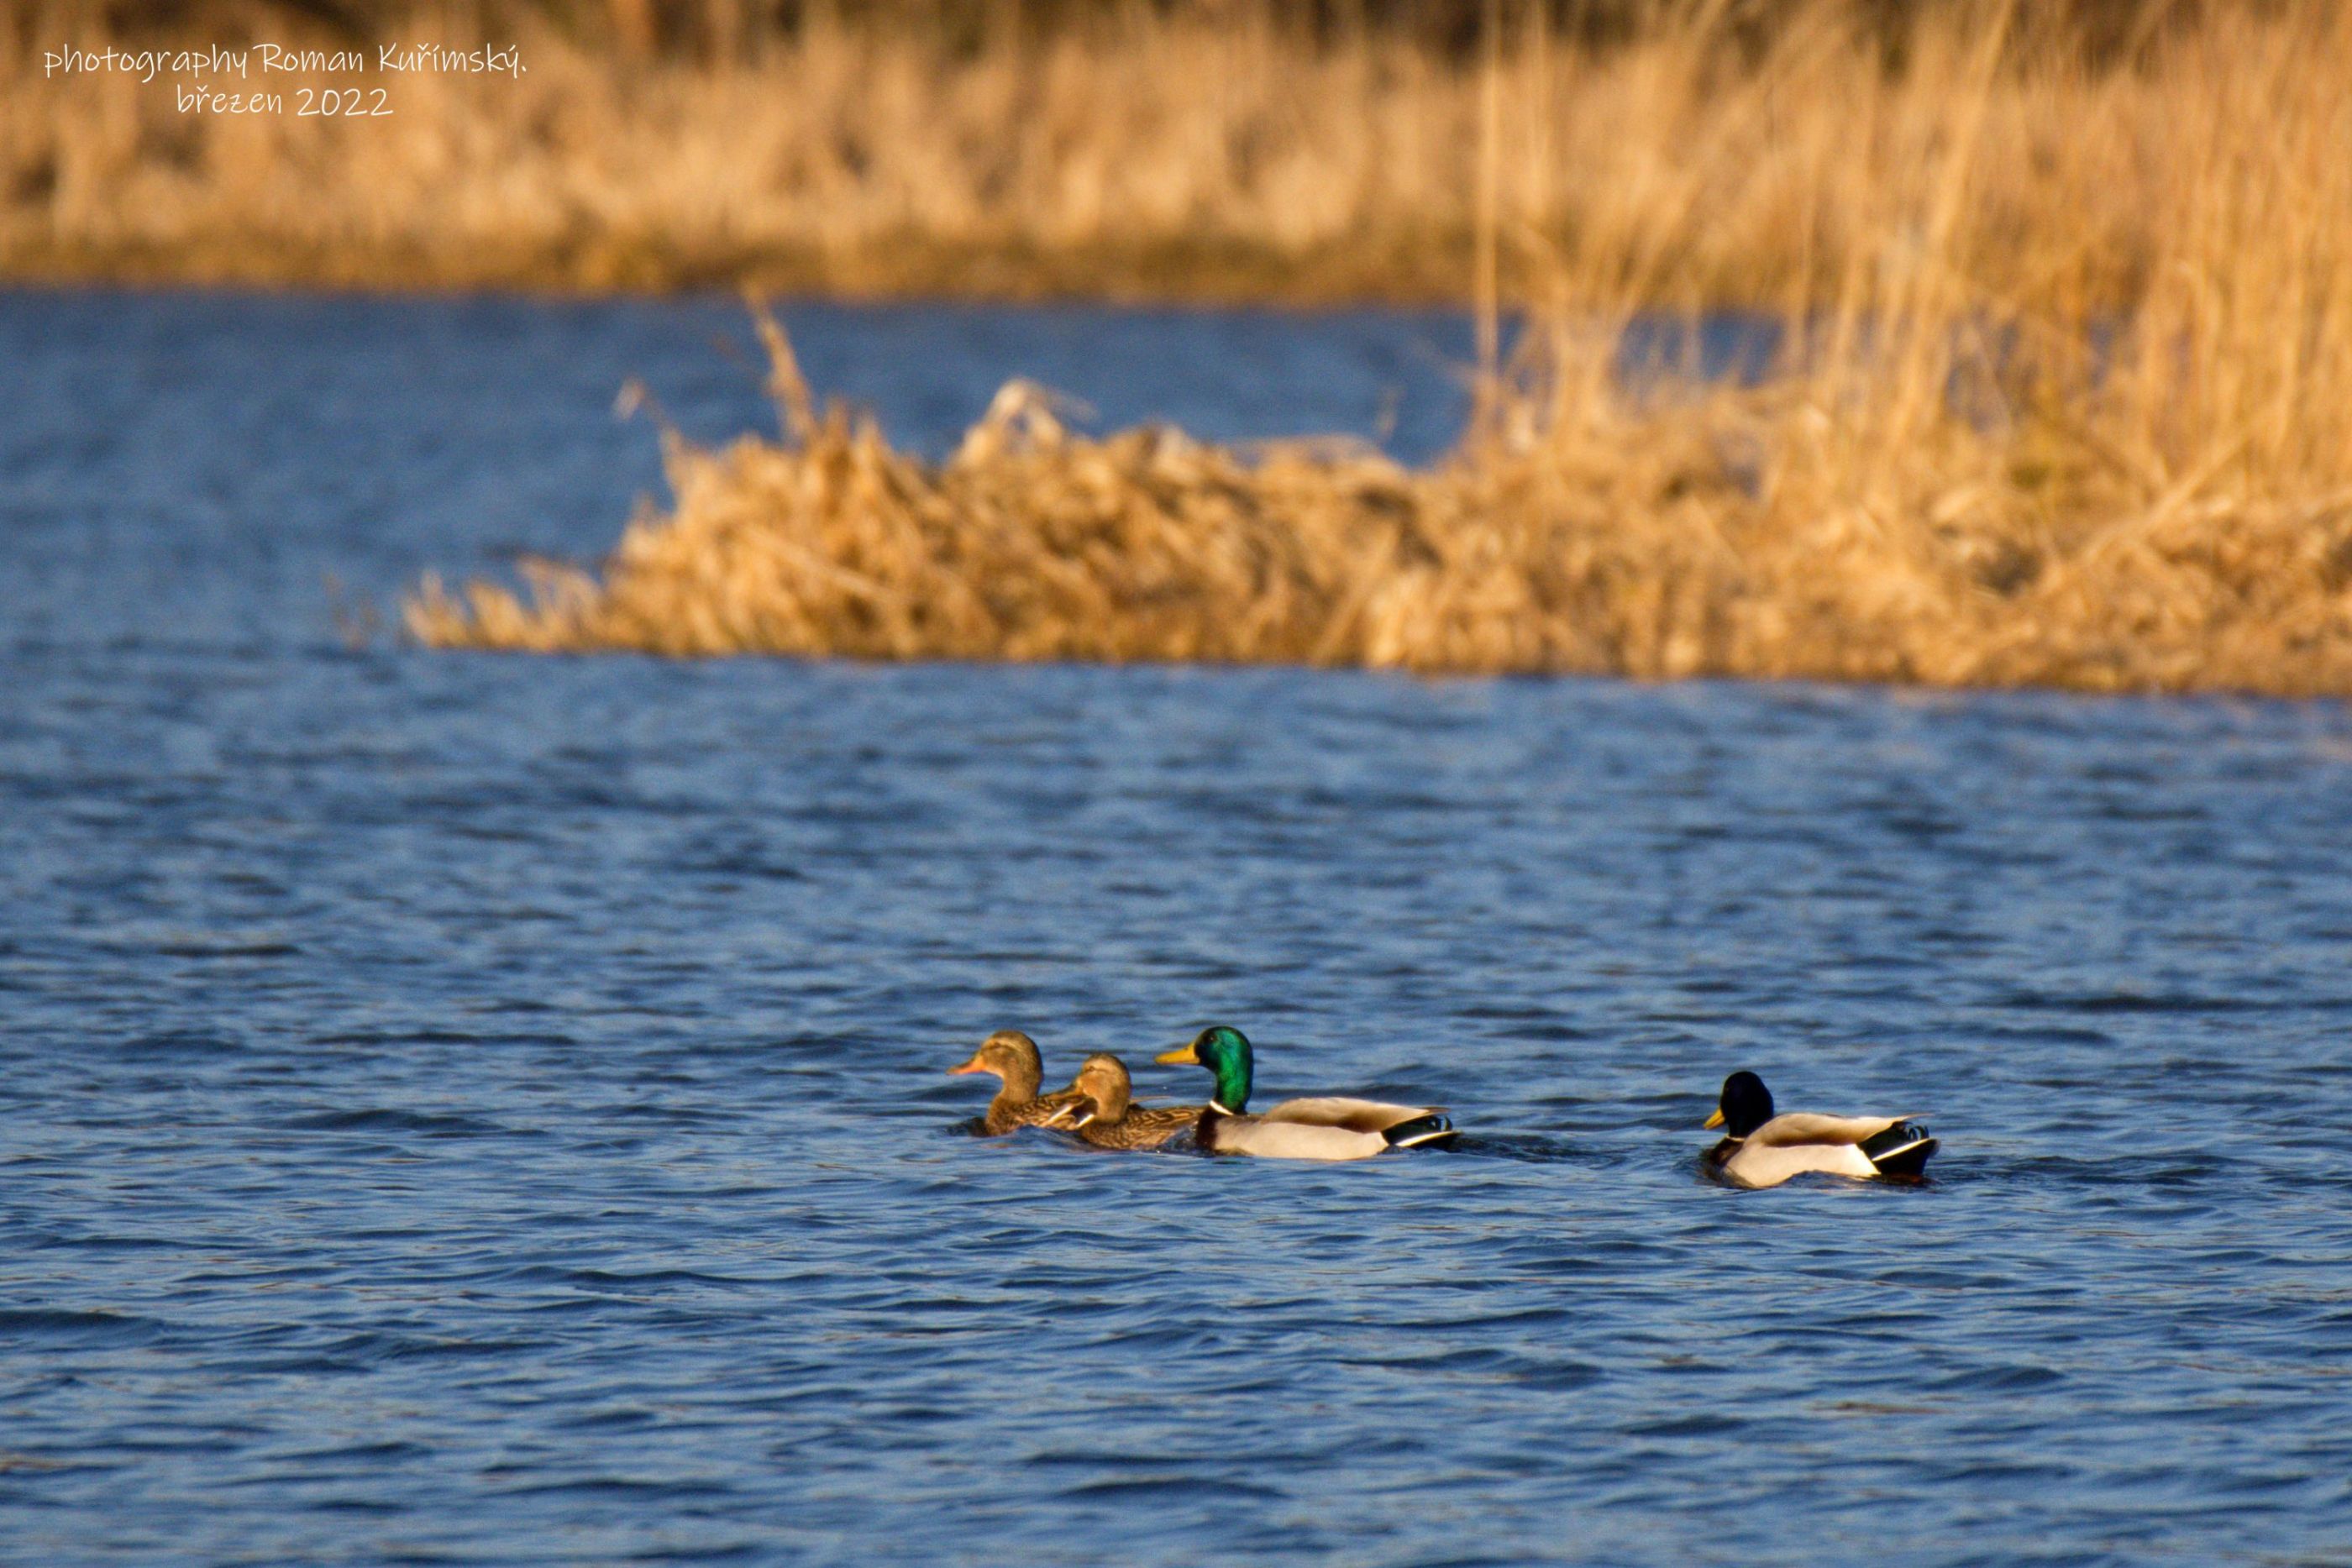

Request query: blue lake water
[{"left": 3, "top": 288, "right": 2350, "bottom": 1565}]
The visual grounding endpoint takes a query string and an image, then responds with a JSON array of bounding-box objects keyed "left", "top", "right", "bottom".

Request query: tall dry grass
[
  {"left": 407, "top": 2, "right": 2352, "bottom": 695},
  {"left": 0, "top": 0, "right": 2310, "bottom": 311}
]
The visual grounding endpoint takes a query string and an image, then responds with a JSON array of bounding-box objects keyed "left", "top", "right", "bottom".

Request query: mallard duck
[
  {"left": 1152, "top": 1025, "right": 1457, "bottom": 1162},
  {"left": 1703, "top": 1070, "right": 1937, "bottom": 1188},
  {"left": 1047, "top": 1054, "right": 1201, "bottom": 1149},
  {"left": 948, "top": 1029, "right": 1086, "bottom": 1135}
]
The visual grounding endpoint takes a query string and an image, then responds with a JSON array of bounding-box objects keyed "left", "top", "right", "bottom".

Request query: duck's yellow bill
[
  {"left": 1703, "top": 1109, "right": 1725, "bottom": 1129},
  {"left": 1154, "top": 1044, "right": 1200, "bottom": 1065}
]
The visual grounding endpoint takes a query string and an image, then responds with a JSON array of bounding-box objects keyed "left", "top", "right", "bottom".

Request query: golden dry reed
[{"left": 379, "top": 1, "right": 2336, "bottom": 692}]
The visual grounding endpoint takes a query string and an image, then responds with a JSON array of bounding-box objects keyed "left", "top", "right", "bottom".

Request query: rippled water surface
[{"left": 5, "top": 289, "right": 2351, "bottom": 1565}]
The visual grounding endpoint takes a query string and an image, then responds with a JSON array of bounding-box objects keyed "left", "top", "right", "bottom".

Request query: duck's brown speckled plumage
[
  {"left": 1058, "top": 1055, "right": 1201, "bottom": 1149},
  {"left": 950, "top": 1030, "right": 1085, "bottom": 1135}
]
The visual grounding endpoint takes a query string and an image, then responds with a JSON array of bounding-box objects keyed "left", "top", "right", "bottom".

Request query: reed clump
[{"left": 408, "top": 0, "right": 2352, "bottom": 695}]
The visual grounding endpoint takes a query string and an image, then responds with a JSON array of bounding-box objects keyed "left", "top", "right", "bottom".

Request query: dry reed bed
[
  {"left": 405, "top": 309, "right": 2352, "bottom": 693},
  {"left": 410, "top": 4, "right": 2352, "bottom": 694}
]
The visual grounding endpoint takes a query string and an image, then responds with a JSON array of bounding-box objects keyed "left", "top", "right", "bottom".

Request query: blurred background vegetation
[
  {"left": 13, "top": 0, "right": 2233, "bottom": 61},
  {"left": 8, "top": 0, "right": 2277, "bottom": 304}
]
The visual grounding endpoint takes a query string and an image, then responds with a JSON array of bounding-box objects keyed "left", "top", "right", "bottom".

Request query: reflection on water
[{"left": 2, "top": 290, "right": 2349, "bottom": 1564}]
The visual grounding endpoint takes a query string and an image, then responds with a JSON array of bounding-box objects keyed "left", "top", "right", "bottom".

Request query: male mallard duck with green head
[
  {"left": 948, "top": 1029, "right": 1086, "bottom": 1135},
  {"left": 1153, "top": 1025, "right": 1456, "bottom": 1161},
  {"left": 1047, "top": 1053, "right": 1202, "bottom": 1149},
  {"left": 1703, "top": 1070, "right": 1937, "bottom": 1188}
]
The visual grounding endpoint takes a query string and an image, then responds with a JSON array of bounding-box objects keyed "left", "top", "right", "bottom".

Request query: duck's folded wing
[
  {"left": 1134, "top": 1104, "right": 1204, "bottom": 1130},
  {"left": 1012, "top": 1088, "right": 1089, "bottom": 1127},
  {"left": 1259, "top": 1097, "right": 1441, "bottom": 1134},
  {"left": 1754, "top": 1113, "right": 1910, "bottom": 1146},
  {"left": 1214, "top": 1115, "right": 1391, "bottom": 1162},
  {"left": 1124, "top": 1105, "right": 1204, "bottom": 1144}
]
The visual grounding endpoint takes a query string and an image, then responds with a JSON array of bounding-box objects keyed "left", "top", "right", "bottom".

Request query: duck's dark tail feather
[
  {"left": 1384, "top": 1114, "right": 1459, "bottom": 1149},
  {"left": 1861, "top": 1122, "right": 1937, "bottom": 1177}
]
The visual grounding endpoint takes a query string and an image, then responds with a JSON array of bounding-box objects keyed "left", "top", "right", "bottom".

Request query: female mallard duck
[
  {"left": 1703, "top": 1070, "right": 1937, "bottom": 1188},
  {"left": 948, "top": 1029, "right": 1086, "bottom": 1135},
  {"left": 1047, "top": 1054, "right": 1201, "bottom": 1149},
  {"left": 1152, "top": 1025, "right": 1456, "bottom": 1162}
]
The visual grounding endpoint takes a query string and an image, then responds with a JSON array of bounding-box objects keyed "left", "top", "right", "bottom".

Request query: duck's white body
[
  {"left": 1711, "top": 1113, "right": 1930, "bottom": 1189},
  {"left": 1204, "top": 1098, "right": 1450, "bottom": 1162}
]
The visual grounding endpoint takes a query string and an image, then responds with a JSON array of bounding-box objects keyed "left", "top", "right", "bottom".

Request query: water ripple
[{"left": 3, "top": 291, "right": 2350, "bottom": 1564}]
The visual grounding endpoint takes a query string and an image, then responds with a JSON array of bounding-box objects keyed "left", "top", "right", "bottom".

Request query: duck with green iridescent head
[{"left": 1152, "top": 1025, "right": 1457, "bottom": 1161}]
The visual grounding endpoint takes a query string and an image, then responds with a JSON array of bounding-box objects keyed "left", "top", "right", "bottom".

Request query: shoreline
[{"left": 0, "top": 233, "right": 1499, "bottom": 312}]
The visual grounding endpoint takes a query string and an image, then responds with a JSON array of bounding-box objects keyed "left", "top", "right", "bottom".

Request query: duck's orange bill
[
  {"left": 948, "top": 1056, "right": 986, "bottom": 1076},
  {"left": 1703, "top": 1109, "right": 1725, "bottom": 1129}
]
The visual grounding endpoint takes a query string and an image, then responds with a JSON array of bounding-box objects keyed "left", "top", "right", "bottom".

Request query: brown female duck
[
  {"left": 948, "top": 1029, "right": 1085, "bottom": 1135},
  {"left": 1051, "top": 1054, "right": 1201, "bottom": 1149}
]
